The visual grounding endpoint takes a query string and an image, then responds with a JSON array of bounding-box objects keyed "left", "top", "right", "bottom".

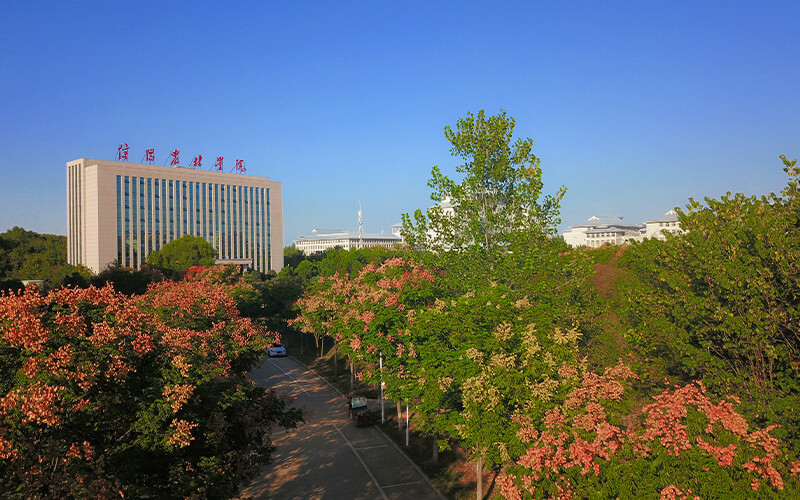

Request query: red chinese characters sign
[{"left": 111, "top": 145, "right": 245, "bottom": 174}]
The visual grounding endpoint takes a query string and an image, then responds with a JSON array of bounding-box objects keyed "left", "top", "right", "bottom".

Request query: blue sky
[{"left": 1, "top": 1, "right": 798, "bottom": 244}]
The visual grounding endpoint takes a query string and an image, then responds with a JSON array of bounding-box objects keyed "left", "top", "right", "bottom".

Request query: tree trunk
[
  {"left": 432, "top": 436, "right": 439, "bottom": 463},
  {"left": 476, "top": 455, "right": 483, "bottom": 500},
  {"left": 299, "top": 332, "right": 304, "bottom": 355},
  {"left": 349, "top": 357, "right": 355, "bottom": 392},
  {"left": 320, "top": 336, "right": 325, "bottom": 358},
  {"left": 333, "top": 345, "right": 338, "bottom": 377},
  {"left": 396, "top": 402, "right": 403, "bottom": 431}
]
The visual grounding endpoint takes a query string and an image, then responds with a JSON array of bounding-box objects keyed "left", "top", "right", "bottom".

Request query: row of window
[{"left": 115, "top": 175, "right": 271, "bottom": 270}]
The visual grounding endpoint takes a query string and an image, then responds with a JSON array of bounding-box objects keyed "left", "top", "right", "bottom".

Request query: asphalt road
[{"left": 240, "top": 356, "right": 442, "bottom": 500}]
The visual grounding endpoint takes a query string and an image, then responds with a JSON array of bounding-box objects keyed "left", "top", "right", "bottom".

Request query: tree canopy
[
  {"left": 0, "top": 227, "right": 66, "bottom": 282},
  {"left": 0, "top": 266, "right": 302, "bottom": 498},
  {"left": 402, "top": 109, "right": 566, "bottom": 281},
  {"left": 145, "top": 235, "right": 217, "bottom": 277}
]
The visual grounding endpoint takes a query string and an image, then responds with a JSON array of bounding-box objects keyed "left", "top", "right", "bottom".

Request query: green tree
[
  {"left": 402, "top": 109, "right": 566, "bottom": 286},
  {"left": 620, "top": 155, "right": 800, "bottom": 440},
  {"left": 283, "top": 245, "right": 305, "bottom": 269},
  {"left": 47, "top": 263, "right": 94, "bottom": 289},
  {"left": 0, "top": 227, "right": 66, "bottom": 282},
  {"left": 91, "top": 265, "right": 163, "bottom": 295},
  {"left": 145, "top": 235, "right": 217, "bottom": 277}
]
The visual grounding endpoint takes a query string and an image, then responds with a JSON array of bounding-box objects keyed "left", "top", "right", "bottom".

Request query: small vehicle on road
[
  {"left": 267, "top": 343, "right": 287, "bottom": 357},
  {"left": 347, "top": 395, "right": 373, "bottom": 427}
]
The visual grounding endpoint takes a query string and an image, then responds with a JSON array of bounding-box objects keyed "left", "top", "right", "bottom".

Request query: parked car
[
  {"left": 347, "top": 395, "right": 373, "bottom": 427},
  {"left": 267, "top": 343, "right": 286, "bottom": 357}
]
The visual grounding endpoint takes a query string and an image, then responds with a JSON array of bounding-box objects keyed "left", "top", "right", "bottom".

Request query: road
[{"left": 240, "top": 356, "right": 442, "bottom": 500}]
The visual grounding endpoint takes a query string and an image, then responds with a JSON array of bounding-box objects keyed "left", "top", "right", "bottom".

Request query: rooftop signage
[{"left": 116, "top": 143, "right": 247, "bottom": 174}]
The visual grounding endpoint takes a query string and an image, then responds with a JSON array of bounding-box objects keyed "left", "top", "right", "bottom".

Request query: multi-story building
[
  {"left": 638, "top": 210, "right": 683, "bottom": 239},
  {"left": 293, "top": 226, "right": 403, "bottom": 255},
  {"left": 67, "top": 158, "right": 282, "bottom": 273},
  {"left": 562, "top": 215, "right": 643, "bottom": 248},
  {"left": 562, "top": 211, "right": 683, "bottom": 248}
]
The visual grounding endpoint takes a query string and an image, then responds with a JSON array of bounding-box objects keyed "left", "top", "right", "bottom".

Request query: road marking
[
  {"left": 268, "top": 359, "right": 309, "bottom": 395},
  {"left": 333, "top": 424, "right": 389, "bottom": 500},
  {"left": 382, "top": 481, "right": 423, "bottom": 489}
]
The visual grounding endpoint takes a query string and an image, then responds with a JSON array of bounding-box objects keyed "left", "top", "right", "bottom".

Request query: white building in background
[
  {"left": 562, "top": 211, "right": 683, "bottom": 248},
  {"left": 639, "top": 210, "right": 683, "bottom": 239},
  {"left": 293, "top": 228, "right": 403, "bottom": 255},
  {"left": 562, "top": 215, "right": 642, "bottom": 248}
]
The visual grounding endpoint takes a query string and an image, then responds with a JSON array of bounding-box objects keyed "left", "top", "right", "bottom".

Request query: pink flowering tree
[
  {"left": 497, "top": 365, "right": 800, "bottom": 499},
  {"left": 293, "top": 256, "right": 437, "bottom": 412},
  {"left": 0, "top": 272, "right": 302, "bottom": 499}
]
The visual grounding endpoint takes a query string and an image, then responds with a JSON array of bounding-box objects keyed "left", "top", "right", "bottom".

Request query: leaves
[{"left": 0, "top": 269, "right": 301, "bottom": 498}]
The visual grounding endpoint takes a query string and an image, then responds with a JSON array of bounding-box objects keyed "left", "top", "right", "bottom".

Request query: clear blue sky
[{"left": 1, "top": 1, "right": 798, "bottom": 244}]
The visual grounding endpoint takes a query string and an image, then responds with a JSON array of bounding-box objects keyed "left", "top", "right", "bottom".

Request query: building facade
[
  {"left": 638, "top": 210, "right": 683, "bottom": 239},
  {"left": 562, "top": 215, "right": 643, "bottom": 248},
  {"left": 562, "top": 211, "right": 683, "bottom": 248},
  {"left": 293, "top": 227, "right": 403, "bottom": 255},
  {"left": 67, "top": 158, "right": 283, "bottom": 273}
]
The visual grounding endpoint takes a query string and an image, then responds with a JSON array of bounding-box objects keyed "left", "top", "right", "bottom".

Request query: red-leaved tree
[{"left": 0, "top": 268, "right": 302, "bottom": 499}]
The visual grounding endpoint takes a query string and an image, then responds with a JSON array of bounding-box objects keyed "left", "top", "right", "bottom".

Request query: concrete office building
[
  {"left": 293, "top": 226, "right": 403, "bottom": 255},
  {"left": 67, "top": 158, "right": 283, "bottom": 274}
]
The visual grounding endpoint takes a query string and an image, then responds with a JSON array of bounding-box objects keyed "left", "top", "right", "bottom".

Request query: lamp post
[
  {"left": 405, "top": 401, "right": 410, "bottom": 447},
  {"left": 380, "top": 354, "right": 385, "bottom": 423}
]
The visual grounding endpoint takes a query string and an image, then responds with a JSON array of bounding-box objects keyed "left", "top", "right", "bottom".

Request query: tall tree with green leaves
[
  {"left": 145, "top": 235, "right": 217, "bottom": 277},
  {"left": 402, "top": 109, "right": 566, "bottom": 286}
]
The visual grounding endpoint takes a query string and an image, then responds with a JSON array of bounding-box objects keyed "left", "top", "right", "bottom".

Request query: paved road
[{"left": 240, "top": 356, "right": 442, "bottom": 500}]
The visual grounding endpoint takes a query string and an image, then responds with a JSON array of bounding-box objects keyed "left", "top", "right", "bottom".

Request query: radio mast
[{"left": 358, "top": 202, "right": 364, "bottom": 249}]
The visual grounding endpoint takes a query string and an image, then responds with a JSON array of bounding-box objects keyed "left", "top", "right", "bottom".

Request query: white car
[{"left": 268, "top": 343, "right": 287, "bottom": 357}]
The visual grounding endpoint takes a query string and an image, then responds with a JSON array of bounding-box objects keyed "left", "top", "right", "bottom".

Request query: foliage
[
  {"left": 49, "top": 264, "right": 95, "bottom": 290},
  {"left": 0, "top": 279, "right": 24, "bottom": 294},
  {"left": 401, "top": 109, "right": 566, "bottom": 284},
  {"left": 0, "top": 274, "right": 302, "bottom": 498},
  {"left": 283, "top": 245, "right": 308, "bottom": 269},
  {"left": 183, "top": 265, "right": 262, "bottom": 318},
  {"left": 409, "top": 285, "right": 586, "bottom": 469},
  {"left": 0, "top": 227, "right": 67, "bottom": 282},
  {"left": 498, "top": 365, "right": 800, "bottom": 499},
  {"left": 145, "top": 235, "right": 218, "bottom": 277},
  {"left": 619, "top": 156, "right": 800, "bottom": 439},
  {"left": 90, "top": 264, "right": 163, "bottom": 296}
]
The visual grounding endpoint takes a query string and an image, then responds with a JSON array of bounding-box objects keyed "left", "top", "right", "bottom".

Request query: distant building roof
[
  {"left": 642, "top": 210, "right": 679, "bottom": 224},
  {"left": 295, "top": 228, "right": 402, "bottom": 242},
  {"left": 585, "top": 226, "right": 641, "bottom": 234},
  {"left": 568, "top": 214, "right": 641, "bottom": 230}
]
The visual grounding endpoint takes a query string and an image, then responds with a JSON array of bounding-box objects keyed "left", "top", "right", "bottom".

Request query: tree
[
  {"left": 0, "top": 272, "right": 302, "bottom": 498},
  {"left": 91, "top": 265, "right": 163, "bottom": 295},
  {"left": 620, "top": 155, "right": 800, "bottom": 440},
  {"left": 0, "top": 227, "right": 66, "bottom": 282},
  {"left": 498, "top": 364, "right": 800, "bottom": 499},
  {"left": 47, "top": 263, "right": 94, "bottom": 289},
  {"left": 402, "top": 110, "right": 566, "bottom": 284},
  {"left": 145, "top": 235, "right": 217, "bottom": 277}
]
